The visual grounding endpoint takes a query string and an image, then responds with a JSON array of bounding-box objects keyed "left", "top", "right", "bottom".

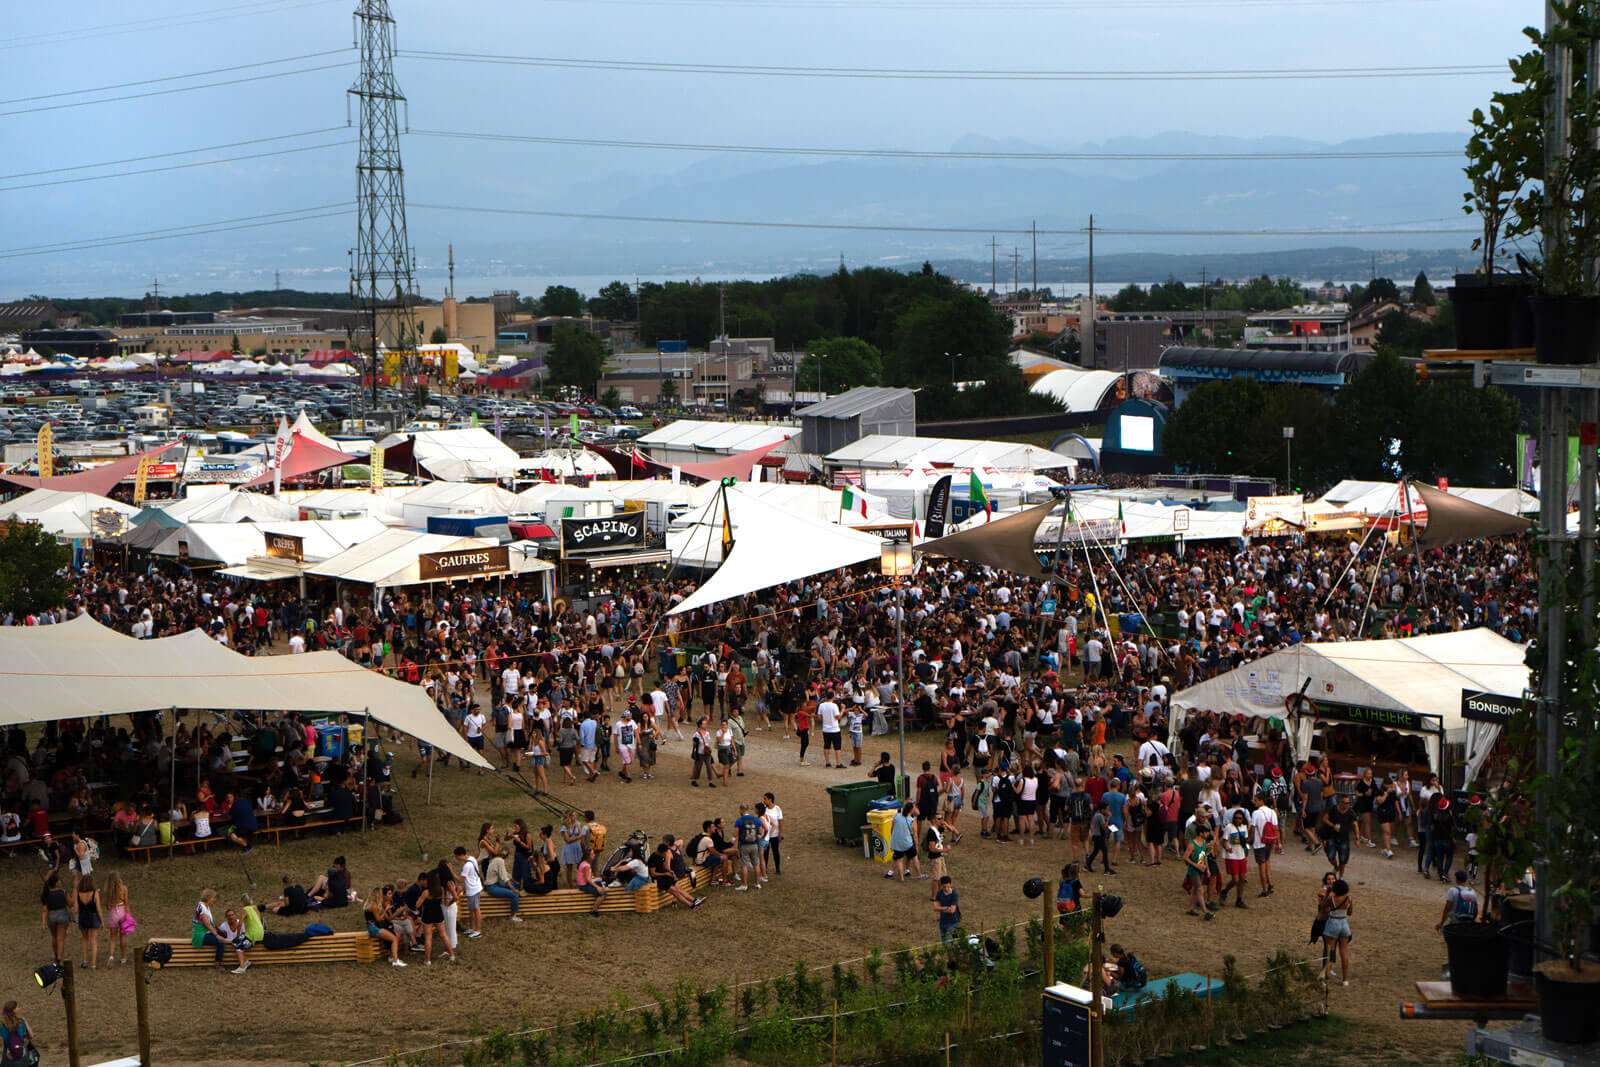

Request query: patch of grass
[{"left": 1174, "top": 1014, "right": 1351, "bottom": 1066}]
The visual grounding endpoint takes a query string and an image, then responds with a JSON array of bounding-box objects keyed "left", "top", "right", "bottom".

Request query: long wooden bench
[
  {"left": 147, "top": 931, "right": 381, "bottom": 968},
  {"left": 122, "top": 816, "right": 362, "bottom": 862},
  {"left": 123, "top": 835, "right": 232, "bottom": 863},
  {"left": 477, "top": 868, "right": 710, "bottom": 920},
  {"left": 1111, "top": 973, "right": 1223, "bottom": 1012}
]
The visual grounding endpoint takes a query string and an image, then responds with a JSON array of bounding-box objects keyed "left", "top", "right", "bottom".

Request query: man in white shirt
[
  {"left": 1137, "top": 737, "right": 1172, "bottom": 774},
  {"left": 455, "top": 845, "right": 485, "bottom": 939},
  {"left": 816, "top": 692, "right": 844, "bottom": 768},
  {"left": 288, "top": 632, "right": 306, "bottom": 654},
  {"left": 1249, "top": 792, "right": 1279, "bottom": 896}
]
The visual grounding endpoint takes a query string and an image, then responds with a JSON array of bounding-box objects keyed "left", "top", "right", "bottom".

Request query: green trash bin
[{"left": 827, "top": 780, "right": 895, "bottom": 846}]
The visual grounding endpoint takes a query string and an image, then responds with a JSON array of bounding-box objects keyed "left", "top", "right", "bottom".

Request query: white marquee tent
[
  {"left": 377, "top": 428, "right": 522, "bottom": 482},
  {"left": 308, "top": 529, "right": 552, "bottom": 591},
  {"left": 0, "top": 616, "right": 489, "bottom": 767},
  {"left": 0, "top": 489, "right": 138, "bottom": 539},
  {"left": 150, "top": 517, "right": 389, "bottom": 567},
  {"left": 398, "top": 481, "right": 522, "bottom": 527},
  {"left": 147, "top": 487, "right": 300, "bottom": 525},
  {"left": 1170, "top": 628, "right": 1526, "bottom": 786},
  {"left": 667, "top": 485, "right": 885, "bottom": 614}
]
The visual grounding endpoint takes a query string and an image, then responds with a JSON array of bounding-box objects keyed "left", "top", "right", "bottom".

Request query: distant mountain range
[{"left": 7, "top": 130, "right": 1476, "bottom": 298}]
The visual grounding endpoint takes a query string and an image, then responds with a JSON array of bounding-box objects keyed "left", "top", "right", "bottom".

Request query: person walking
[
  {"left": 1184, "top": 826, "right": 1216, "bottom": 919},
  {"left": 1321, "top": 879, "right": 1353, "bottom": 985},
  {"left": 933, "top": 875, "right": 961, "bottom": 942},
  {"left": 689, "top": 718, "right": 716, "bottom": 787},
  {"left": 1220, "top": 809, "right": 1250, "bottom": 909},
  {"left": 885, "top": 802, "right": 924, "bottom": 882},
  {"left": 1250, "top": 791, "right": 1279, "bottom": 897},
  {"left": 1436, "top": 870, "right": 1480, "bottom": 932},
  {"left": 1318, "top": 793, "right": 1357, "bottom": 880},
  {"left": 763, "top": 792, "right": 784, "bottom": 876},
  {"left": 103, "top": 872, "right": 133, "bottom": 965},
  {"left": 75, "top": 873, "right": 102, "bottom": 970},
  {"left": 1086, "top": 801, "right": 1115, "bottom": 875},
  {"left": 40, "top": 872, "right": 69, "bottom": 964}
]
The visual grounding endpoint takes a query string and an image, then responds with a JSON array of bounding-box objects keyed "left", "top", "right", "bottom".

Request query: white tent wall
[
  {"left": 377, "top": 428, "right": 521, "bottom": 482},
  {"left": 0, "top": 490, "right": 137, "bottom": 539},
  {"left": 150, "top": 518, "right": 388, "bottom": 566},
  {"left": 0, "top": 616, "right": 490, "bottom": 767},
  {"left": 397, "top": 481, "right": 522, "bottom": 527}
]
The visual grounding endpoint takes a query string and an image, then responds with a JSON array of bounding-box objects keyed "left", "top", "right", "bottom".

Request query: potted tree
[
  {"left": 1504, "top": 9, "right": 1600, "bottom": 365},
  {"left": 1458, "top": 48, "right": 1542, "bottom": 350}
]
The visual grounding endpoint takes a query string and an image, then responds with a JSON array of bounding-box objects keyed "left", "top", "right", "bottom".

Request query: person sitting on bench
[{"left": 648, "top": 843, "right": 704, "bottom": 909}]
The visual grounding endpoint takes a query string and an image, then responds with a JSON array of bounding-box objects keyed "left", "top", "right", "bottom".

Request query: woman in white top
[
  {"left": 943, "top": 770, "right": 965, "bottom": 840},
  {"left": 761, "top": 792, "right": 784, "bottom": 877}
]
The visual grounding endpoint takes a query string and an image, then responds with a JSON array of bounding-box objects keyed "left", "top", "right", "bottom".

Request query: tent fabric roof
[
  {"left": 916, "top": 500, "right": 1055, "bottom": 580},
  {"left": 824, "top": 434, "right": 1076, "bottom": 471},
  {"left": 667, "top": 486, "right": 885, "bottom": 614},
  {"left": 241, "top": 433, "right": 360, "bottom": 489},
  {"left": 290, "top": 411, "right": 341, "bottom": 451},
  {"left": 0, "top": 442, "right": 179, "bottom": 496},
  {"left": 307, "top": 529, "right": 551, "bottom": 588},
  {"left": 375, "top": 428, "right": 521, "bottom": 482},
  {"left": 149, "top": 489, "right": 300, "bottom": 525},
  {"left": 399, "top": 480, "right": 522, "bottom": 525},
  {"left": 639, "top": 420, "right": 797, "bottom": 455},
  {"left": 0, "top": 489, "right": 138, "bottom": 539},
  {"left": 671, "top": 438, "right": 790, "bottom": 482},
  {"left": 1408, "top": 481, "right": 1533, "bottom": 548},
  {"left": 1029, "top": 367, "right": 1125, "bottom": 413},
  {"left": 1158, "top": 346, "right": 1359, "bottom": 375},
  {"left": 150, "top": 517, "right": 388, "bottom": 566},
  {"left": 0, "top": 616, "right": 489, "bottom": 768}
]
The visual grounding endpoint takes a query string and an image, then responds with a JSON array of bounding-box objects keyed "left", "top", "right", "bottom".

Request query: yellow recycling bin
[{"left": 865, "top": 809, "right": 896, "bottom": 863}]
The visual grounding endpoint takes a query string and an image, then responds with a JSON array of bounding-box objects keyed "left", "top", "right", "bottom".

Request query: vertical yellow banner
[
  {"left": 35, "top": 424, "right": 52, "bottom": 478},
  {"left": 370, "top": 445, "right": 385, "bottom": 490},
  {"left": 133, "top": 455, "right": 152, "bottom": 505}
]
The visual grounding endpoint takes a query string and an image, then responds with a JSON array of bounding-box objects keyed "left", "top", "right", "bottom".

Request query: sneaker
[
  {"left": 1205, "top": 902, "right": 1220, "bottom": 911},
  {"left": 510, "top": 916, "right": 523, "bottom": 923},
  {"left": 691, "top": 897, "right": 706, "bottom": 909},
  {"left": 410, "top": 945, "right": 426, "bottom": 953},
  {"left": 1203, "top": 912, "right": 1214, "bottom": 921},
  {"left": 1235, "top": 900, "right": 1247, "bottom": 909},
  {"left": 424, "top": 960, "right": 432, "bottom": 966},
  {"left": 391, "top": 958, "right": 407, "bottom": 968},
  {"left": 466, "top": 930, "right": 482, "bottom": 939},
  {"left": 232, "top": 962, "right": 251, "bottom": 975},
  {"left": 885, "top": 871, "right": 897, "bottom": 879},
  {"left": 735, "top": 885, "right": 749, "bottom": 892},
  {"left": 1382, "top": 849, "right": 1394, "bottom": 858},
  {"left": 1310, "top": 843, "right": 1322, "bottom": 855},
  {"left": 1258, "top": 891, "right": 1270, "bottom": 898}
]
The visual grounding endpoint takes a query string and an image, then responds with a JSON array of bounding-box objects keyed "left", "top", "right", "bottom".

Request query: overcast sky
[{"left": 0, "top": 0, "right": 1538, "bottom": 298}]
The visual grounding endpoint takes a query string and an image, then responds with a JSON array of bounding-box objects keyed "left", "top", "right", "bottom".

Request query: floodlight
[
  {"left": 33, "top": 963, "right": 62, "bottom": 989},
  {"left": 1022, "top": 877, "right": 1046, "bottom": 900}
]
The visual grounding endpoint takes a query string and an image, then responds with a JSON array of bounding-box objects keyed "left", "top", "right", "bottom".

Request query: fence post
[
  {"left": 832, "top": 998, "right": 839, "bottom": 1066},
  {"left": 944, "top": 1030, "right": 952, "bottom": 1067}
]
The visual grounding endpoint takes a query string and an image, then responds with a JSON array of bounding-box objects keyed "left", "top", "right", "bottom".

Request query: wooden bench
[
  {"left": 477, "top": 869, "right": 710, "bottom": 920},
  {"left": 123, "top": 835, "right": 232, "bottom": 864},
  {"left": 147, "top": 932, "right": 382, "bottom": 968},
  {"left": 1401, "top": 980, "right": 1536, "bottom": 1025},
  {"left": 1111, "top": 973, "right": 1223, "bottom": 1012}
]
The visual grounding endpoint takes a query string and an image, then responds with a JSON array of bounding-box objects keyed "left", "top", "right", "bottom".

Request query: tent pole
[
  {"left": 427, "top": 744, "right": 434, "bottom": 804},
  {"left": 1400, "top": 479, "right": 1427, "bottom": 613},
  {"left": 168, "top": 706, "right": 177, "bottom": 816},
  {"left": 361, "top": 707, "right": 370, "bottom": 837}
]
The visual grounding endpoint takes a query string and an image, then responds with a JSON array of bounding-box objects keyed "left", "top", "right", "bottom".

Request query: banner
[
  {"left": 418, "top": 545, "right": 511, "bottom": 581},
  {"left": 370, "top": 445, "right": 385, "bottom": 490},
  {"left": 924, "top": 473, "right": 952, "bottom": 539},
  {"left": 1051, "top": 518, "right": 1122, "bottom": 543},
  {"left": 132, "top": 455, "right": 153, "bottom": 505},
  {"left": 1245, "top": 493, "right": 1306, "bottom": 531},
  {"left": 1461, "top": 689, "right": 1523, "bottom": 724},
  {"left": 35, "top": 424, "right": 52, "bottom": 479},
  {"left": 265, "top": 532, "right": 305, "bottom": 562},
  {"left": 560, "top": 510, "right": 646, "bottom": 557}
]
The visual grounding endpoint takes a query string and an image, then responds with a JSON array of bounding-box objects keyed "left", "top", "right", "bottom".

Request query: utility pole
[
  {"left": 1199, "top": 267, "right": 1207, "bottom": 341},
  {"left": 719, "top": 284, "right": 729, "bottom": 404},
  {"left": 1086, "top": 215, "right": 1095, "bottom": 366},
  {"left": 447, "top": 243, "right": 455, "bottom": 299},
  {"left": 134, "top": 950, "right": 152, "bottom": 1067},
  {"left": 1012, "top": 248, "right": 1020, "bottom": 295},
  {"left": 349, "top": 0, "right": 419, "bottom": 420},
  {"left": 1032, "top": 220, "right": 1038, "bottom": 297},
  {"left": 62, "top": 959, "right": 82, "bottom": 1067},
  {"left": 990, "top": 237, "right": 999, "bottom": 296},
  {"left": 274, "top": 269, "right": 280, "bottom": 298}
]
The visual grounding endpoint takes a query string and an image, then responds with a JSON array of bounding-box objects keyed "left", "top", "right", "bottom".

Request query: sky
[{"left": 0, "top": 0, "right": 1539, "bottom": 300}]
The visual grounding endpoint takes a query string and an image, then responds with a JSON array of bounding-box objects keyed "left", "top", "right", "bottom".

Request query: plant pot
[
  {"left": 1451, "top": 274, "right": 1527, "bottom": 351},
  {"left": 1444, "top": 922, "right": 1510, "bottom": 998},
  {"left": 1535, "top": 959, "right": 1600, "bottom": 1044},
  {"left": 1532, "top": 293, "right": 1600, "bottom": 365},
  {"left": 1501, "top": 919, "right": 1535, "bottom": 981}
]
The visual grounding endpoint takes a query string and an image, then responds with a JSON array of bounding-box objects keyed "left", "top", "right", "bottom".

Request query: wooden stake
[
  {"left": 944, "top": 1030, "right": 952, "bottom": 1067},
  {"left": 832, "top": 998, "right": 839, "bottom": 1066},
  {"left": 62, "top": 960, "right": 81, "bottom": 1067},
  {"left": 134, "top": 950, "right": 152, "bottom": 1067}
]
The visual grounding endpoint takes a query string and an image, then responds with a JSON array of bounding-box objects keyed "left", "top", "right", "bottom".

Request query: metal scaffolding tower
[{"left": 348, "top": 0, "right": 418, "bottom": 413}]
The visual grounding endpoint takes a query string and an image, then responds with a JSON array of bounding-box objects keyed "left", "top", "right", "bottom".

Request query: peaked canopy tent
[
  {"left": 667, "top": 486, "right": 886, "bottom": 615},
  {"left": 916, "top": 500, "right": 1056, "bottom": 580},
  {"left": 376, "top": 428, "right": 521, "bottom": 482},
  {"left": 308, "top": 529, "right": 554, "bottom": 593},
  {"left": 397, "top": 480, "right": 522, "bottom": 527},
  {"left": 0, "top": 442, "right": 179, "bottom": 496},
  {"left": 150, "top": 517, "right": 389, "bottom": 567},
  {"left": 0, "top": 489, "right": 139, "bottom": 539},
  {"left": 241, "top": 433, "right": 361, "bottom": 489},
  {"left": 1169, "top": 628, "right": 1527, "bottom": 788},
  {"left": 0, "top": 615, "right": 490, "bottom": 768},
  {"left": 142, "top": 488, "right": 300, "bottom": 525}
]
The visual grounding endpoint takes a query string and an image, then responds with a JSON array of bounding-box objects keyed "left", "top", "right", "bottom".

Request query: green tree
[
  {"left": 0, "top": 522, "right": 68, "bottom": 619},
  {"left": 600, "top": 386, "right": 622, "bottom": 409},
  {"left": 547, "top": 323, "right": 609, "bottom": 395},
  {"left": 429, "top": 325, "right": 449, "bottom": 344},
  {"left": 1412, "top": 271, "right": 1437, "bottom": 307},
  {"left": 1406, "top": 379, "right": 1520, "bottom": 484},
  {"left": 885, "top": 290, "right": 1010, "bottom": 387},
  {"left": 229, "top": 333, "right": 242, "bottom": 355},
  {"left": 1358, "top": 277, "right": 1401, "bottom": 307},
  {"left": 799, "top": 337, "right": 883, "bottom": 391},
  {"left": 588, "top": 281, "right": 635, "bottom": 322},
  {"left": 660, "top": 375, "right": 678, "bottom": 403},
  {"left": 1333, "top": 348, "right": 1416, "bottom": 479},
  {"left": 539, "top": 285, "right": 585, "bottom": 317},
  {"left": 1375, "top": 303, "right": 1455, "bottom": 359}
]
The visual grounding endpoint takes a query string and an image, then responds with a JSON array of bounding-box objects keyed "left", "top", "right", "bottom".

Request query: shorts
[
  {"left": 559, "top": 748, "right": 575, "bottom": 767},
  {"left": 532, "top": 754, "right": 548, "bottom": 767},
  {"left": 928, "top": 856, "right": 947, "bottom": 880},
  {"left": 739, "top": 844, "right": 760, "bottom": 869},
  {"left": 1017, "top": 800, "right": 1036, "bottom": 817},
  {"left": 892, "top": 847, "right": 917, "bottom": 862},
  {"left": 47, "top": 908, "right": 70, "bottom": 928},
  {"left": 619, "top": 745, "right": 635, "bottom": 765},
  {"left": 80, "top": 913, "right": 102, "bottom": 931},
  {"left": 718, "top": 748, "right": 735, "bottom": 766},
  {"left": 1146, "top": 821, "right": 1167, "bottom": 846},
  {"left": 494, "top": 731, "right": 509, "bottom": 749},
  {"left": 1254, "top": 847, "right": 1271, "bottom": 864},
  {"left": 850, "top": 730, "right": 863, "bottom": 748},
  {"left": 1107, "top": 824, "right": 1122, "bottom": 840},
  {"left": 823, "top": 732, "right": 842, "bottom": 751},
  {"left": 468, "top": 735, "right": 485, "bottom": 751},
  {"left": 512, "top": 730, "right": 527, "bottom": 749},
  {"left": 1326, "top": 839, "right": 1351, "bottom": 867},
  {"left": 1225, "top": 858, "right": 1248, "bottom": 879},
  {"left": 467, "top": 892, "right": 481, "bottom": 911},
  {"left": 1321, "top": 916, "right": 1351, "bottom": 940},
  {"left": 949, "top": 796, "right": 963, "bottom": 812},
  {"left": 579, "top": 747, "right": 597, "bottom": 764},
  {"left": 578, "top": 883, "right": 603, "bottom": 899}
]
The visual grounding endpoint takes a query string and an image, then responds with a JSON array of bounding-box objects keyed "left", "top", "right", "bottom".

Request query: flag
[
  {"left": 569, "top": 412, "right": 580, "bottom": 438},
  {"left": 271, "top": 416, "right": 292, "bottom": 497},
  {"left": 543, "top": 412, "right": 551, "bottom": 440},
  {"left": 493, "top": 414, "right": 503, "bottom": 439},
  {"left": 969, "top": 471, "right": 990, "bottom": 520},
  {"left": 1117, "top": 499, "right": 1126, "bottom": 536},
  {"left": 925, "top": 473, "right": 952, "bottom": 538},
  {"left": 720, "top": 491, "right": 735, "bottom": 559},
  {"left": 841, "top": 486, "right": 867, "bottom": 517}
]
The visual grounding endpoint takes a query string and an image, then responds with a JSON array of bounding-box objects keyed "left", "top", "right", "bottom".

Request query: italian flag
[
  {"left": 1117, "top": 499, "right": 1126, "bottom": 536},
  {"left": 970, "top": 471, "right": 991, "bottom": 520},
  {"left": 841, "top": 486, "right": 867, "bottom": 517}
]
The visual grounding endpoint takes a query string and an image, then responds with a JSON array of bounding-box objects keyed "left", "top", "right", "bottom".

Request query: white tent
[
  {"left": 147, "top": 488, "right": 300, "bottom": 525},
  {"left": 598, "top": 480, "right": 699, "bottom": 507},
  {"left": 398, "top": 481, "right": 523, "bottom": 527},
  {"left": 0, "top": 490, "right": 138, "bottom": 539},
  {"left": 0, "top": 615, "right": 489, "bottom": 767},
  {"left": 291, "top": 411, "right": 342, "bottom": 451},
  {"left": 1030, "top": 366, "right": 1125, "bottom": 413},
  {"left": 377, "top": 428, "right": 521, "bottom": 481},
  {"left": 1169, "top": 628, "right": 1527, "bottom": 786},
  {"left": 281, "top": 487, "right": 408, "bottom": 523},
  {"left": 667, "top": 485, "right": 886, "bottom": 614},
  {"left": 517, "top": 450, "right": 614, "bottom": 480},
  {"left": 513, "top": 483, "right": 619, "bottom": 520},
  {"left": 685, "top": 480, "right": 890, "bottom": 527},
  {"left": 308, "top": 529, "right": 551, "bottom": 589},
  {"left": 1038, "top": 492, "right": 1246, "bottom": 543},
  {"left": 150, "top": 517, "right": 388, "bottom": 566}
]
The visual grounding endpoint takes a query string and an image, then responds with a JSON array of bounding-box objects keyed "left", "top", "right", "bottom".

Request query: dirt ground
[{"left": 0, "top": 708, "right": 1469, "bottom": 1067}]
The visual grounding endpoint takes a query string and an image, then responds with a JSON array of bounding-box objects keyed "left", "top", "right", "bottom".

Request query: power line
[
  {"left": 411, "top": 201, "right": 1475, "bottom": 237},
  {"left": 544, "top": 0, "right": 1435, "bottom": 8},
  {"left": 0, "top": 128, "right": 348, "bottom": 182},
  {"left": 0, "top": 50, "right": 351, "bottom": 107},
  {"left": 0, "top": 61, "right": 353, "bottom": 119},
  {"left": 0, "top": 0, "right": 346, "bottom": 51},
  {"left": 410, "top": 127, "right": 1460, "bottom": 161},
  {"left": 0, "top": 205, "right": 350, "bottom": 260},
  {"left": 399, "top": 49, "right": 1501, "bottom": 81},
  {"left": 0, "top": 139, "right": 353, "bottom": 193}
]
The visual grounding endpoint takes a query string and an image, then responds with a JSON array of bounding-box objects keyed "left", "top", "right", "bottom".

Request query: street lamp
[
  {"left": 880, "top": 541, "right": 914, "bottom": 799},
  {"left": 1282, "top": 426, "right": 1295, "bottom": 490},
  {"left": 946, "top": 351, "right": 962, "bottom": 384}
]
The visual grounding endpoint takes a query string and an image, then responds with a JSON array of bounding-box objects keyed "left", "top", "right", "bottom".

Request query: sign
[
  {"left": 418, "top": 544, "right": 511, "bottom": 581},
  {"left": 370, "top": 445, "right": 385, "bottom": 490},
  {"left": 132, "top": 455, "right": 153, "bottom": 505},
  {"left": 1041, "top": 984, "right": 1093, "bottom": 1067},
  {"left": 1042, "top": 597, "right": 1057, "bottom": 616},
  {"left": 855, "top": 522, "right": 913, "bottom": 544},
  {"left": 192, "top": 460, "right": 257, "bottom": 484},
  {"left": 1314, "top": 699, "right": 1432, "bottom": 733},
  {"left": 91, "top": 507, "right": 127, "bottom": 539},
  {"left": 35, "top": 424, "right": 52, "bottom": 479},
  {"left": 1172, "top": 507, "right": 1190, "bottom": 532},
  {"left": 1461, "top": 689, "right": 1523, "bottom": 724},
  {"left": 560, "top": 510, "right": 645, "bottom": 556},
  {"left": 1056, "top": 518, "right": 1121, "bottom": 543},
  {"left": 265, "top": 532, "right": 305, "bottom": 562},
  {"left": 1246, "top": 493, "right": 1305, "bottom": 530}
]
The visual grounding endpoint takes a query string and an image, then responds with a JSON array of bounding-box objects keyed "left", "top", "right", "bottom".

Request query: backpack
[
  {"left": 1451, "top": 886, "right": 1480, "bottom": 921},
  {"left": 4, "top": 1022, "right": 25, "bottom": 1062},
  {"left": 492, "top": 706, "right": 510, "bottom": 730},
  {"left": 1120, "top": 954, "right": 1147, "bottom": 989},
  {"left": 1067, "top": 792, "right": 1092, "bottom": 824},
  {"left": 737, "top": 818, "right": 758, "bottom": 846},
  {"left": 1261, "top": 813, "right": 1279, "bottom": 845}
]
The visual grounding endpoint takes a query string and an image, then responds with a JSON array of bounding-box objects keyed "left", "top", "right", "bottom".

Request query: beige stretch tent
[{"left": 0, "top": 616, "right": 489, "bottom": 768}]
